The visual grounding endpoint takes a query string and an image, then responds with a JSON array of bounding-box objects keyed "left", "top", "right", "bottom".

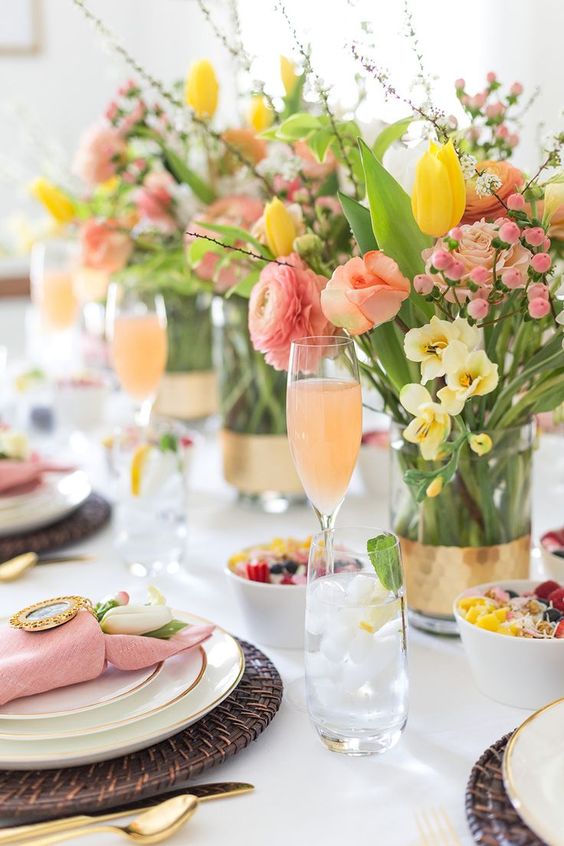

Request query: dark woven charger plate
[
  {"left": 0, "top": 639, "right": 282, "bottom": 823},
  {"left": 466, "top": 732, "right": 546, "bottom": 845},
  {"left": 0, "top": 493, "right": 111, "bottom": 559}
]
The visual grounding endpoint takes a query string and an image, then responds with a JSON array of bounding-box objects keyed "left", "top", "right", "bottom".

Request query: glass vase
[
  {"left": 154, "top": 290, "right": 217, "bottom": 420},
  {"left": 213, "top": 294, "right": 303, "bottom": 512},
  {"left": 390, "top": 422, "right": 533, "bottom": 635}
]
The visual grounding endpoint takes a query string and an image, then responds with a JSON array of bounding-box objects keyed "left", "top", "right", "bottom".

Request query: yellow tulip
[
  {"left": 264, "top": 198, "right": 296, "bottom": 256},
  {"left": 542, "top": 181, "right": 564, "bottom": 226},
  {"left": 411, "top": 139, "right": 466, "bottom": 237},
  {"left": 280, "top": 55, "right": 298, "bottom": 97},
  {"left": 248, "top": 95, "right": 274, "bottom": 133},
  {"left": 29, "top": 178, "right": 76, "bottom": 224},
  {"left": 185, "top": 59, "right": 219, "bottom": 120}
]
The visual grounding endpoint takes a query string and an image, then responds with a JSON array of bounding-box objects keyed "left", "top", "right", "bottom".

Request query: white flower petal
[{"left": 400, "top": 383, "right": 432, "bottom": 415}]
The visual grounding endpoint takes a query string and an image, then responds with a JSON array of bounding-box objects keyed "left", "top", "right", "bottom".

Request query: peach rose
[
  {"left": 73, "top": 124, "right": 127, "bottom": 186},
  {"left": 248, "top": 253, "right": 335, "bottom": 371},
  {"left": 221, "top": 128, "right": 267, "bottom": 167},
  {"left": 186, "top": 195, "right": 264, "bottom": 293},
  {"left": 136, "top": 172, "right": 176, "bottom": 231},
  {"left": 463, "top": 160, "right": 524, "bottom": 224},
  {"left": 80, "top": 219, "right": 133, "bottom": 274},
  {"left": 321, "top": 251, "right": 410, "bottom": 336},
  {"left": 425, "top": 219, "right": 531, "bottom": 301}
]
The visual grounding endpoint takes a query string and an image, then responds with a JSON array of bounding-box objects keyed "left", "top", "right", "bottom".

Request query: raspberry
[
  {"left": 554, "top": 620, "right": 564, "bottom": 639},
  {"left": 281, "top": 575, "right": 294, "bottom": 585},
  {"left": 246, "top": 562, "right": 270, "bottom": 583},
  {"left": 535, "top": 580, "right": 561, "bottom": 600},
  {"left": 548, "top": 588, "right": 564, "bottom": 613}
]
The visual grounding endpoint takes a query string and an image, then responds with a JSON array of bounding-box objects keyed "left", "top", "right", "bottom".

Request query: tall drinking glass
[
  {"left": 30, "top": 239, "right": 80, "bottom": 332},
  {"left": 106, "top": 282, "right": 168, "bottom": 427},
  {"left": 306, "top": 527, "right": 408, "bottom": 755},
  {"left": 287, "top": 336, "right": 362, "bottom": 534}
]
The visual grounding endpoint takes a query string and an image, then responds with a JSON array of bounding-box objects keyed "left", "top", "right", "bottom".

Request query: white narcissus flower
[
  {"left": 404, "top": 316, "right": 480, "bottom": 384},
  {"left": 400, "top": 384, "right": 451, "bottom": 460},
  {"left": 437, "top": 341, "right": 499, "bottom": 415},
  {"left": 100, "top": 604, "right": 172, "bottom": 635},
  {"left": 0, "top": 430, "right": 30, "bottom": 460}
]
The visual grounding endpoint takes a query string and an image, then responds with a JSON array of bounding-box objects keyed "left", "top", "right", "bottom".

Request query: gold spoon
[
  {"left": 17, "top": 794, "right": 199, "bottom": 846},
  {"left": 0, "top": 553, "right": 94, "bottom": 582}
]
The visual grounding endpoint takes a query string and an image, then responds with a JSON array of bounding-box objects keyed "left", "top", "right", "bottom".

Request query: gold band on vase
[
  {"left": 400, "top": 534, "right": 531, "bottom": 617},
  {"left": 155, "top": 371, "right": 217, "bottom": 420},
  {"left": 221, "top": 429, "right": 303, "bottom": 495}
]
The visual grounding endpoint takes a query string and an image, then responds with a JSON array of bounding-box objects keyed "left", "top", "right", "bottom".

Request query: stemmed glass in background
[
  {"left": 106, "top": 281, "right": 168, "bottom": 427},
  {"left": 287, "top": 336, "right": 362, "bottom": 535}
]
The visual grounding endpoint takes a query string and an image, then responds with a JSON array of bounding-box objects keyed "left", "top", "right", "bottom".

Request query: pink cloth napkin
[
  {"left": 0, "top": 611, "right": 214, "bottom": 705},
  {"left": 0, "top": 456, "right": 74, "bottom": 494}
]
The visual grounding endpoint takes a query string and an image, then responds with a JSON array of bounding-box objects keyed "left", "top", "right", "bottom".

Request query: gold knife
[{"left": 0, "top": 782, "right": 254, "bottom": 844}]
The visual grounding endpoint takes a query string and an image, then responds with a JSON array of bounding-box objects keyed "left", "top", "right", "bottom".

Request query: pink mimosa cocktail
[
  {"left": 111, "top": 314, "right": 168, "bottom": 401},
  {"left": 287, "top": 378, "right": 362, "bottom": 516},
  {"left": 39, "top": 270, "right": 79, "bottom": 330}
]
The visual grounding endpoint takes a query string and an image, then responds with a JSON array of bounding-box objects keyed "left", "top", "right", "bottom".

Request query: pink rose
[
  {"left": 424, "top": 219, "right": 531, "bottom": 302},
  {"left": 136, "top": 172, "right": 176, "bottom": 231},
  {"left": 248, "top": 254, "right": 335, "bottom": 371},
  {"left": 186, "top": 195, "right": 264, "bottom": 293},
  {"left": 321, "top": 251, "right": 410, "bottom": 336},
  {"left": 73, "top": 123, "right": 127, "bottom": 185},
  {"left": 80, "top": 219, "right": 133, "bottom": 274}
]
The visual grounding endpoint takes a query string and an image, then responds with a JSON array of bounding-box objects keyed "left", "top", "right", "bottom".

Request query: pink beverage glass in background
[
  {"left": 30, "top": 239, "right": 80, "bottom": 331},
  {"left": 287, "top": 336, "right": 362, "bottom": 531},
  {"left": 106, "top": 281, "right": 168, "bottom": 426}
]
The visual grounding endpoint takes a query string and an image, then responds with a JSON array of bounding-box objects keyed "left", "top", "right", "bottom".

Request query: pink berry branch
[{"left": 71, "top": 0, "right": 275, "bottom": 197}]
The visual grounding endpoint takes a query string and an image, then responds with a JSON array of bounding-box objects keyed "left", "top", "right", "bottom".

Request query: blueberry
[
  {"left": 544, "top": 608, "right": 562, "bottom": 623},
  {"left": 536, "top": 597, "right": 550, "bottom": 606},
  {"left": 270, "top": 564, "right": 284, "bottom": 575},
  {"left": 29, "top": 405, "right": 54, "bottom": 433},
  {"left": 553, "top": 549, "right": 564, "bottom": 559},
  {"left": 284, "top": 561, "right": 298, "bottom": 574},
  {"left": 506, "top": 589, "right": 519, "bottom": 598}
]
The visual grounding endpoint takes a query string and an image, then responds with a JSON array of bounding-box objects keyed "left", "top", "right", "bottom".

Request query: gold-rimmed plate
[
  {"left": 0, "top": 471, "right": 91, "bottom": 537},
  {"left": 503, "top": 697, "right": 564, "bottom": 846},
  {"left": 0, "top": 612, "right": 244, "bottom": 768}
]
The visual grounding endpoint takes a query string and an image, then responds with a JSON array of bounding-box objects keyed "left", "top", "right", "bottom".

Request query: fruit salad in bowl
[{"left": 454, "top": 580, "right": 564, "bottom": 709}]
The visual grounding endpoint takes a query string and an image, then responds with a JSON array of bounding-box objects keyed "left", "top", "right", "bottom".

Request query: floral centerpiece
[{"left": 243, "top": 63, "right": 564, "bottom": 630}]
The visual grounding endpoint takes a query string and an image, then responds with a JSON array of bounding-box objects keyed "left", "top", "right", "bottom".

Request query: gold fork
[{"left": 415, "top": 807, "right": 463, "bottom": 846}]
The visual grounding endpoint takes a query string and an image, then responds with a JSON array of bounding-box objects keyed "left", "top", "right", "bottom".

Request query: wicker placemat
[
  {"left": 466, "top": 732, "right": 546, "bottom": 845},
  {"left": 0, "top": 493, "right": 111, "bottom": 559},
  {"left": 0, "top": 639, "right": 282, "bottom": 822}
]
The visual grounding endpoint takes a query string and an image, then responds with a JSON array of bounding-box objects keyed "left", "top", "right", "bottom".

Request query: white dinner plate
[
  {"left": 503, "top": 697, "right": 564, "bottom": 846},
  {"left": 0, "top": 471, "right": 91, "bottom": 536},
  {"left": 0, "top": 663, "right": 162, "bottom": 720},
  {"left": 0, "top": 648, "right": 204, "bottom": 739},
  {"left": 0, "top": 612, "right": 244, "bottom": 769}
]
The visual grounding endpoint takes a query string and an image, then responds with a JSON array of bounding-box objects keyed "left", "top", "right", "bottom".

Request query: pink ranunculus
[
  {"left": 136, "top": 171, "right": 176, "bottom": 231},
  {"left": 186, "top": 195, "right": 264, "bottom": 293},
  {"left": 321, "top": 251, "right": 410, "bottom": 336},
  {"left": 424, "top": 219, "right": 531, "bottom": 302},
  {"left": 73, "top": 123, "right": 127, "bottom": 185},
  {"left": 80, "top": 219, "right": 133, "bottom": 274},
  {"left": 248, "top": 254, "right": 335, "bottom": 371}
]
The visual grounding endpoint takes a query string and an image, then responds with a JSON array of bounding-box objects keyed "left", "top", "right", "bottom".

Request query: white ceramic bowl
[
  {"left": 225, "top": 566, "right": 306, "bottom": 650},
  {"left": 454, "top": 580, "right": 564, "bottom": 710}
]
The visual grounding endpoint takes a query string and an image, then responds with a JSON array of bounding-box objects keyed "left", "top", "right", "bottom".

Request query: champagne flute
[
  {"left": 287, "top": 335, "right": 362, "bottom": 540},
  {"left": 106, "top": 281, "right": 168, "bottom": 427}
]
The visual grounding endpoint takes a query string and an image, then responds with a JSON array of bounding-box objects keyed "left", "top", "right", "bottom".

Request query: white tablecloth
[{"left": 1, "top": 303, "right": 563, "bottom": 845}]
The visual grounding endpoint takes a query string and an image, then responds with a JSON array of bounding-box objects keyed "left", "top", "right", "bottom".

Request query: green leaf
[
  {"left": 196, "top": 222, "right": 273, "bottom": 259},
  {"left": 307, "top": 129, "right": 334, "bottom": 163},
  {"left": 187, "top": 237, "right": 225, "bottom": 268},
  {"left": 144, "top": 619, "right": 188, "bottom": 639},
  {"left": 225, "top": 268, "right": 261, "bottom": 299},
  {"left": 338, "top": 192, "right": 377, "bottom": 253},
  {"left": 281, "top": 73, "right": 306, "bottom": 118},
  {"left": 159, "top": 432, "right": 178, "bottom": 453},
  {"left": 163, "top": 148, "right": 216, "bottom": 204},
  {"left": 358, "top": 138, "right": 431, "bottom": 280},
  {"left": 274, "top": 112, "right": 321, "bottom": 141},
  {"left": 372, "top": 117, "right": 413, "bottom": 161},
  {"left": 367, "top": 534, "right": 403, "bottom": 593}
]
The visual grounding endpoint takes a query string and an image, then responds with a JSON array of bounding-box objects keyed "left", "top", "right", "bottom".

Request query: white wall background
[{"left": 0, "top": 0, "right": 562, "bottom": 248}]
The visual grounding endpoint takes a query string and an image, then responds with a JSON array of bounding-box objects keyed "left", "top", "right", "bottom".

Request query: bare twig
[{"left": 185, "top": 231, "right": 295, "bottom": 267}]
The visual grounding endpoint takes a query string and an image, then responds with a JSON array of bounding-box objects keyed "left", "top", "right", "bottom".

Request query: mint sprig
[{"left": 367, "top": 534, "right": 403, "bottom": 594}]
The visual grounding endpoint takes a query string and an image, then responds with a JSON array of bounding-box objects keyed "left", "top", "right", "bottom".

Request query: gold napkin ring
[{"left": 9, "top": 596, "right": 95, "bottom": 632}]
